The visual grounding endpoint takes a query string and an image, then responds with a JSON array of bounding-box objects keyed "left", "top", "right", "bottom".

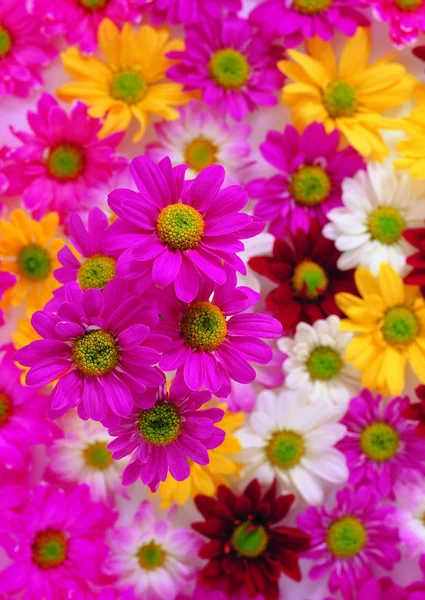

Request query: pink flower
[
  {"left": 371, "top": 0, "right": 425, "bottom": 48},
  {"left": 133, "top": 0, "right": 241, "bottom": 24},
  {"left": 0, "top": 268, "right": 15, "bottom": 327}
]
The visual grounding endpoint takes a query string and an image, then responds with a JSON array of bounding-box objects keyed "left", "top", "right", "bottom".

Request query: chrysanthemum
[
  {"left": 0, "top": 0, "right": 56, "bottom": 97},
  {"left": 394, "top": 103, "right": 425, "bottom": 179},
  {"left": 249, "top": 220, "right": 356, "bottom": 333},
  {"left": 371, "top": 0, "right": 425, "bottom": 48},
  {"left": 392, "top": 479, "right": 425, "bottom": 558},
  {"left": 105, "top": 156, "right": 263, "bottom": 303},
  {"left": 0, "top": 209, "right": 64, "bottom": 316},
  {"left": 248, "top": 123, "right": 365, "bottom": 237},
  {"left": 193, "top": 480, "right": 310, "bottom": 599},
  {"left": 323, "top": 161, "right": 425, "bottom": 275},
  {"left": 57, "top": 19, "right": 191, "bottom": 142},
  {"left": 403, "top": 384, "right": 425, "bottom": 437},
  {"left": 278, "top": 28, "right": 417, "bottom": 160},
  {"left": 108, "top": 381, "right": 225, "bottom": 492},
  {"left": 167, "top": 17, "right": 284, "bottom": 121},
  {"left": 298, "top": 486, "right": 401, "bottom": 600},
  {"left": 335, "top": 264, "right": 425, "bottom": 396},
  {"left": 0, "top": 267, "right": 15, "bottom": 327},
  {"left": 15, "top": 279, "right": 166, "bottom": 425},
  {"left": 135, "top": 0, "right": 241, "bottom": 24}
]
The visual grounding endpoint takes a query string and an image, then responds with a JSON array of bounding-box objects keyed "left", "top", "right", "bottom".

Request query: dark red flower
[
  {"left": 413, "top": 46, "right": 425, "bottom": 63},
  {"left": 192, "top": 479, "right": 310, "bottom": 600},
  {"left": 403, "top": 226, "right": 425, "bottom": 294},
  {"left": 403, "top": 385, "right": 425, "bottom": 438},
  {"left": 248, "top": 220, "right": 355, "bottom": 333}
]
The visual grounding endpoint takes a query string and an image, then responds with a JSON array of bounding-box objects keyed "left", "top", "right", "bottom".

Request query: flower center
[
  {"left": 71, "top": 329, "right": 119, "bottom": 376},
  {"left": 293, "top": 0, "right": 333, "bottom": 14},
  {"left": 156, "top": 203, "right": 205, "bottom": 251},
  {"left": 323, "top": 81, "right": 358, "bottom": 118},
  {"left": 266, "top": 430, "right": 305, "bottom": 469},
  {"left": 137, "top": 541, "right": 165, "bottom": 570},
  {"left": 184, "top": 137, "right": 218, "bottom": 173},
  {"left": 46, "top": 143, "right": 85, "bottom": 181},
  {"left": 368, "top": 207, "right": 406, "bottom": 245},
  {"left": 0, "top": 25, "right": 12, "bottom": 58},
  {"left": 381, "top": 306, "right": 420, "bottom": 346},
  {"left": 289, "top": 165, "right": 332, "bottom": 207},
  {"left": 395, "top": 0, "right": 422, "bottom": 10},
  {"left": 209, "top": 48, "right": 250, "bottom": 90},
  {"left": 138, "top": 400, "right": 181, "bottom": 445},
  {"left": 360, "top": 422, "right": 400, "bottom": 462},
  {"left": 326, "top": 516, "right": 367, "bottom": 558},
  {"left": 78, "top": 255, "right": 116, "bottom": 291},
  {"left": 307, "top": 346, "right": 342, "bottom": 381},
  {"left": 79, "top": 0, "right": 108, "bottom": 9},
  {"left": 180, "top": 301, "right": 227, "bottom": 352},
  {"left": 292, "top": 260, "right": 328, "bottom": 299},
  {"left": 18, "top": 244, "right": 51, "bottom": 280},
  {"left": 82, "top": 440, "right": 113, "bottom": 470},
  {"left": 110, "top": 71, "right": 148, "bottom": 105},
  {"left": 0, "top": 393, "right": 12, "bottom": 427},
  {"left": 231, "top": 521, "right": 268, "bottom": 558},
  {"left": 32, "top": 529, "right": 68, "bottom": 569}
]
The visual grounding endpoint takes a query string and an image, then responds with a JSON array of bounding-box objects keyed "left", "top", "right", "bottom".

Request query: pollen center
[
  {"left": 184, "top": 137, "right": 218, "bottom": 173},
  {"left": 266, "top": 430, "right": 305, "bottom": 469},
  {"left": 180, "top": 301, "right": 227, "bottom": 351},
  {"left": 137, "top": 541, "right": 165, "bottom": 570},
  {"left": 293, "top": 0, "right": 333, "bottom": 14},
  {"left": 289, "top": 165, "right": 332, "bottom": 207},
  {"left": 0, "top": 392, "right": 12, "bottom": 427},
  {"left": 83, "top": 440, "right": 113, "bottom": 470},
  {"left": 72, "top": 329, "right": 119, "bottom": 376},
  {"left": 0, "top": 25, "right": 12, "bottom": 58},
  {"left": 395, "top": 0, "right": 422, "bottom": 10},
  {"left": 110, "top": 70, "right": 148, "bottom": 105},
  {"left": 79, "top": 0, "right": 108, "bottom": 9},
  {"left": 368, "top": 207, "right": 406, "bottom": 245},
  {"left": 46, "top": 143, "right": 85, "bottom": 181},
  {"left": 381, "top": 306, "right": 420, "bottom": 346},
  {"left": 32, "top": 529, "right": 68, "bottom": 569},
  {"left": 209, "top": 48, "right": 250, "bottom": 90},
  {"left": 360, "top": 422, "right": 400, "bottom": 462},
  {"left": 157, "top": 204, "right": 205, "bottom": 251},
  {"left": 18, "top": 244, "right": 51, "bottom": 280},
  {"left": 307, "top": 346, "right": 342, "bottom": 381},
  {"left": 326, "top": 516, "right": 367, "bottom": 558},
  {"left": 292, "top": 260, "right": 329, "bottom": 299},
  {"left": 323, "top": 80, "right": 358, "bottom": 118},
  {"left": 231, "top": 522, "right": 268, "bottom": 558},
  {"left": 78, "top": 255, "right": 116, "bottom": 290},
  {"left": 138, "top": 400, "right": 182, "bottom": 445}
]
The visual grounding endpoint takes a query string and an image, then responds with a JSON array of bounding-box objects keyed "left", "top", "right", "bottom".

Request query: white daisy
[
  {"left": 237, "top": 389, "right": 348, "bottom": 505},
  {"left": 278, "top": 315, "right": 360, "bottom": 409},
  {"left": 323, "top": 161, "right": 425, "bottom": 275},
  {"left": 394, "top": 480, "right": 425, "bottom": 558}
]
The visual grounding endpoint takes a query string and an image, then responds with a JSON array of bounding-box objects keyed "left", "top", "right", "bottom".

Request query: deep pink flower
[
  {"left": 371, "top": 0, "right": 425, "bottom": 48},
  {"left": 133, "top": 0, "right": 241, "bottom": 24},
  {"left": 0, "top": 267, "right": 15, "bottom": 327}
]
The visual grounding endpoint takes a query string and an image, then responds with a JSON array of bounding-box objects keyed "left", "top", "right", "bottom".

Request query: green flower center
[
  {"left": 293, "top": 0, "right": 333, "bottom": 14},
  {"left": 156, "top": 203, "right": 205, "bottom": 251},
  {"left": 289, "top": 165, "right": 332, "bottom": 207},
  {"left": 78, "top": 255, "right": 116, "bottom": 291},
  {"left": 46, "top": 143, "right": 85, "bottom": 181},
  {"left": 71, "top": 329, "right": 119, "bottom": 376},
  {"left": 209, "top": 48, "right": 250, "bottom": 90},
  {"left": 0, "top": 393, "right": 12, "bottom": 427},
  {"left": 368, "top": 207, "right": 406, "bottom": 245},
  {"left": 395, "top": 0, "right": 422, "bottom": 10},
  {"left": 231, "top": 521, "right": 268, "bottom": 558},
  {"left": 110, "top": 71, "right": 148, "bottom": 105},
  {"left": 82, "top": 440, "right": 113, "bottom": 470},
  {"left": 184, "top": 137, "right": 218, "bottom": 173},
  {"left": 266, "top": 430, "right": 305, "bottom": 469},
  {"left": 32, "top": 529, "right": 68, "bottom": 569},
  {"left": 137, "top": 541, "right": 165, "bottom": 570},
  {"left": 18, "top": 244, "right": 51, "bottom": 280},
  {"left": 138, "top": 400, "right": 182, "bottom": 445},
  {"left": 323, "top": 80, "right": 358, "bottom": 118},
  {"left": 381, "top": 306, "right": 420, "bottom": 346},
  {"left": 180, "top": 301, "right": 227, "bottom": 352},
  {"left": 326, "top": 516, "right": 367, "bottom": 558},
  {"left": 79, "top": 0, "right": 108, "bottom": 9},
  {"left": 0, "top": 25, "right": 12, "bottom": 58},
  {"left": 360, "top": 422, "right": 400, "bottom": 462},
  {"left": 307, "top": 346, "right": 342, "bottom": 381},
  {"left": 292, "top": 260, "right": 329, "bottom": 299}
]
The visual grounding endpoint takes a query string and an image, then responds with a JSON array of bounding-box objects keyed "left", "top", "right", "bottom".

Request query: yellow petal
[
  {"left": 57, "top": 82, "right": 110, "bottom": 104},
  {"left": 354, "top": 267, "right": 380, "bottom": 298},
  {"left": 278, "top": 60, "right": 317, "bottom": 87},
  {"left": 378, "top": 263, "right": 404, "bottom": 307},
  {"left": 407, "top": 342, "right": 425, "bottom": 382},
  {"left": 286, "top": 49, "right": 331, "bottom": 88},
  {"left": 191, "top": 464, "right": 216, "bottom": 496},
  {"left": 338, "top": 28, "right": 371, "bottom": 80},
  {"left": 307, "top": 37, "right": 336, "bottom": 78},
  {"left": 60, "top": 48, "right": 112, "bottom": 83},
  {"left": 382, "top": 347, "right": 406, "bottom": 396},
  {"left": 98, "top": 105, "right": 133, "bottom": 138},
  {"left": 98, "top": 18, "right": 121, "bottom": 70}
]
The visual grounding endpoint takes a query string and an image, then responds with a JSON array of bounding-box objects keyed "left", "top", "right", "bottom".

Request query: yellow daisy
[
  {"left": 394, "top": 100, "right": 425, "bottom": 179},
  {"left": 335, "top": 264, "right": 425, "bottom": 396},
  {"left": 57, "top": 19, "right": 192, "bottom": 142},
  {"left": 0, "top": 209, "right": 64, "bottom": 316},
  {"left": 278, "top": 27, "right": 417, "bottom": 160}
]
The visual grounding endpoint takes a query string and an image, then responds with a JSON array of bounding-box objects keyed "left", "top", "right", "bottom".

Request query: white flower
[
  {"left": 237, "top": 389, "right": 348, "bottom": 505},
  {"left": 323, "top": 161, "right": 425, "bottom": 274},
  {"left": 278, "top": 315, "right": 360, "bottom": 409},
  {"left": 394, "top": 480, "right": 425, "bottom": 558}
]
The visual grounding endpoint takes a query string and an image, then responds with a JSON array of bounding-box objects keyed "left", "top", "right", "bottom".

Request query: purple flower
[
  {"left": 134, "top": 0, "right": 241, "bottom": 25},
  {"left": 0, "top": 267, "right": 15, "bottom": 327},
  {"left": 166, "top": 17, "right": 284, "bottom": 121},
  {"left": 371, "top": 0, "right": 425, "bottom": 48},
  {"left": 247, "top": 123, "right": 365, "bottom": 237}
]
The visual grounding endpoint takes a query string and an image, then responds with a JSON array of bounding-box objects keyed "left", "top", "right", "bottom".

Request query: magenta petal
[
  {"left": 102, "top": 373, "right": 133, "bottom": 416},
  {"left": 174, "top": 255, "right": 199, "bottom": 302},
  {"left": 122, "top": 460, "right": 141, "bottom": 486},
  {"left": 26, "top": 358, "right": 71, "bottom": 387},
  {"left": 152, "top": 249, "right": 182, "bottom": 287},
  {"left": 183, "top": 351, "right": 205, "bottom": 391},
  {"left": 55, "top": 320, "right": 84, "bottom": 339},
  {"left": 189, "top": 248, "right": 226, "bottom": 284},
  {"left": 227, "top": 313, "right": 283, "bottom": 338},
  {"left": 160, "top": 341, "right": 190, "bottom": 371},
  {"left": 117, "top": 324, "right": 149, "bottom": 349},
  {"left": 228, "top": 336, "right": 272, "bottom": 364},
  {"left": 215, "top": 343, "right": 256, "bottom": 384},
  {"left": 81, "top": 288, "right": 104, "bottom": 317},
  {"left": 0, "top": 563, "right": 29, "bottom": 593},
  {"left": 50, "top": 370, "right": 82, "bottom": 411},
  {"left": 82, "top": 377, "right": 108, "bottom": 421}
]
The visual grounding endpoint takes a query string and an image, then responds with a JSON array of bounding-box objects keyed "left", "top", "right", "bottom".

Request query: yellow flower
[
  {"left": 0, "top": 209, "right": 64, "bottom": 317},
  {"left": 394, "top": 100, "right": 425, "bottom": 179},
  {"left": 278, "top": 28, "right": 417, "bottom": 160},
  {"left": 156, "top": 406, "right": 244, "bottom": 509},
  {"left": 335, "top": 264, "right": 425, "bottom": 396},
  {"left": 57, "top": 19, "right": 192, "bottom": 142}
]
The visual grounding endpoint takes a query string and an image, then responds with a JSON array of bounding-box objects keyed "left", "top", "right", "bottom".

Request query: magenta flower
[
  {"left": 15, "top": 279, "right": 167, "bottom": 426},
  {"left": 371, "top": 0, "right": 425, "bottom": 48},
  {"left": 2, "top": 93, "right": 127, "bottom": 223},
  {"left": 134, "top": 0, "right": 241, "bottom": 25},
  {"left": 247, "top": 123, "right": 365, "bottom": 237},
  {"left": 166, "top": 17, "right": 284, "bottom": 121},
  {"left": 298, "top": 486, "right": 401, "bottom": 600},
  {"left": 337, "top": 389, "right": 425, "bottom": 498},
  {"left": 249, "top": 0, "right": 369, "bottom": 47},
  {"left": 0, "top": 267, "right": 15, "bottom": 327},
  {"left": 104, "top": 156, "right": 263, "bottom": 303}
]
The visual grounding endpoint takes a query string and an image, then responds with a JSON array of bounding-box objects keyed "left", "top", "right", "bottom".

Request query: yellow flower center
[
  {"left": 32, "top": 529, "right": 68, "bottom": 569},
  {"left": 137, "top": 541, "right": 166, "bottom": 570},
  {"left": 138, "top": 400, "right": 182, "bottom": 445},
  {"left": 156, "top": 204, "right": 204, "bottom": 251},
  {"left": 293, "top": 0, "right": 333, "bottom": 14},
  {"left": 71, "top": 329, "right": 119, "bottom": 376},
  {"left": 82, "top": 440, "right": 113, "bottom": 470},
  {"left": 0, "top": 25, "right": 12, "bottom": 58},
  {"left": 266, "top": 430, "right": 305, "bottom": 469},
  {"left": 184, "top": 137, "right": 218, "bottom": 173},
  {"left": 323, "top": 80, "right": 358, "bottom": 118},
  {"left": 180, "top": 301, "right": 227, "bottom": 351},
  {"left": 395, "top": 0, "right": 422, "bottom": 10},
  {"left": 18, "top": 244, "right": 52, "bottom": 280},
  {"left": 78, "top": 255, "right": 116, "bottom": 291},
  {"left": 79, "top": 0, "right": 108, "bottom": 9},
  {"left": 292, "top": 260, "right": 329, "bottom": 299},
  {"left": 307, "top": 346, "right": 342, "bottom": 381},
  {"left": 110, "top": 71, "right": 148, "bottom": 105},
  {"left": 231, "top": 522, "right": 268, "bottom": 558},
  {"left": 289, "top": 165, "right": 332, "bottom": 207},
  {"left": 209, "top": 48, "right": 250, "bottom": 90},
  {"left": 326, "top": 516, "right": 367, "bottom": 558},
  {"left": 46, "top": 143, "right": 85, "bottom": 181},
  {"left": 0, "top": 393, "right": 12, "bottom": 427},
  {"left": 368, "top": 207, "right": 406, "bottom": 245},
  {"left": 381, "top": 306, "right": 420, "bottom": 346},
  {"left": 360, "top": 422, "right": 400, "bottom": 462}
]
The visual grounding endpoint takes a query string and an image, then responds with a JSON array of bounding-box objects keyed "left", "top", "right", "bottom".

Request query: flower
[
  {"left": 0, "top": 267, "right": 15, "bottom": 327},
  {"left": 108, "top": 381, "right": 225, "bottom": 492},
  {"left": 0, "top": 209, "right": 64, "bottom": 316},
  {"left": 105, "top": 156, "right": 263, "bottom": 303},
  {"left": 404, "top": 223, "right": 425, "bottom": 294},
  {"left": 247, "top": 123, "right": 365, "bottom": 237},
  {"left": 0, "top": 0, "right": 56, "bottom": 96},
  {"left": 278, "top": 28, "right": 416, "bottom": 160},
  {"left": 0, "top": 484, "right": 116, "bottom": 599},
  {"left": 279, "top": 316, "right": 360, "bottom": 408},
  {"left": 248, "top": 220, "right": 356, "bottom": 333},
  {"left": 371, "top": 0, "right": 425, "bottom": 48},
  {"left": 134, "top": 0, "right": 241, "bottom": 24},
  {"left": 57, "top": 19, "right": 191, "bottom": 142},
  {"left": 403, "top": 384, "right": 425, "bottom": 437},
  {"left": 167, "top": 17, "right": 284, "bottom": 121},
  {"left": 337, "top": 390, "right": 425, "bottom": 498},
  {"left": 157, "top": 406, "right": 244, "bottom": 508},
  {"left": 15, "top": 279, "right": 166, "bottom": 426},
  {"left": 298, "top": 486, "right": 401, "bottom": 600},
  {"left": 323, "top": 161, "right": 425, "bottom": 275},
  {"left": 393, "top": 479, "right": 425, "bottom": 558},
  {"left": 395, "top": 103, "right": 425, "bottom": 179},
  {"left": 356, "top": 577, "right": 425, "bottom": 600},
  {"left": 145, "top": 101, "right": 253, "bottom": 183},
  {"left": 193, "top": 479, "right": 310, "bottom": 599},
  {"left": 335, "top": 263, "right": 425, "bottom": 396}
]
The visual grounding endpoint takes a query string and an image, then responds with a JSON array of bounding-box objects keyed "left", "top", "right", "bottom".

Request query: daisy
[
  {"left": 57, "top": 19, "right": 191, "bottom": 142},
  {"left": 0, "top": 209, "right": 64, "bottom": 316},
  {"left": 167, "top": 17, "right": 284, "bottom": 121},
  {"left": 393, "top": 479, "right": 425, "bottom": 557},
  {"left": 323, "top": 161, "right": 425, "bottom": 275},
  {"left": 135, "top": 0, "right": 241, "bottom": 24},
  {"left": 278, "top": 28, "right": 417, "bottom": 160},
  {"left": 371, "top": 0, "right": 425, "bottom": 48},
  {"left": 335, "top": 263, "right": 425, "bottom": 396},
  {"left": 403, "top": 384, "right": 425, "bottom": 437},
  {"left": 279, "top": 316, "right": 360, "bottom": 408},
  {"left": 394, "top": 103, "right": 425, "bottom": 179}
]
